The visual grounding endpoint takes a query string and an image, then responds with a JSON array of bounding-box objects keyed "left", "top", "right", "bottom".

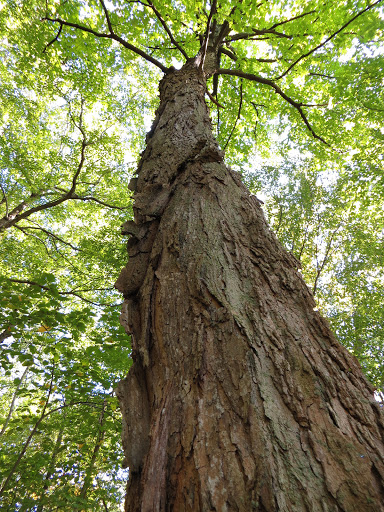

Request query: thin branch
[
  {"left": 275, "top": 203, "right": 284, "bottom": 234},
  {"left": 8, "top": 278, "right": 53, "bottom": 292},
  {"left": 300, "top": 102, "right": 328, "bottom": 107},
  {"left": 309, "top": 72, "right": 337, "bottom": 80},
  {"left": 275, "top": 0, "right": 384, "bottom": 80},
  {"left": 14, "top": 225, "right": 52, "bottom": 256},
  {"left": 361, "top": 101, "right": 384, "bottom": 112},
  {"left": 221, "top": 47, "right": 277, "bottom": 64},
  {"left": 99, "top": 0, "right": 113, "bottom": 33},
  {"left": 17, "top": 224, "right": 81, "bottom": 251},
  {"left": 0, "top": 398, "right": 103, "bottom": 497},
  {"left": 101, "top": 497, "right": 109, "bottom": 512},
  {"left": 42, "top": 17, "right": 169, "bottom": 73},
  {"left": 0, "top": 184, "right": 9, "bottom": 216},
  {"left": 76, "top": 400, "right": 107, "bottom": 507},
  {"left": 43, "top": 22, "right": 63, "bottom": 52},
  {"left": 70, "top": 195, "right": 131, "bottom": 210},
  {"left": 313, "top": 224, "right": 341, "bottom": 296},
  {"left": 205, "top": 89, "right": 225, "bottom": 108},
  {"left": 0, "top": 366, "right": 56, "bottom": 497},
  {"left": 223, "top": 81, "right": 243, "bottom": 150},
  {"left": 254, "top": 57, "right": 278, "bottom": 63},
  {"left": 268, "top": 9, "right": 316, "bottom": 30},
  {"left": 226, "top": 28, "right": 292, "bottom": 42},
  {"left": 146, "top": 0, "right": 189, "bottom": 59},
  {"left": 221, "top": 47, "right": 237, "bottom": 61},
  {"left": 65, "top": 287, "right": 114, "bottom": 293},
  {"left": 298, "top": 225, "right": 309, "bottom": 259},
  {"left": 7, "top": 279, "right": 117, "bottom": 307},
  {"left": 217, "top": 68, "right": 328, "bottom": 144}
]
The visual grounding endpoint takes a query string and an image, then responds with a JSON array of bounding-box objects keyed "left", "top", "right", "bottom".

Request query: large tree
[{"left": 2, "top": 0, "right": 384, "bottom": 510}]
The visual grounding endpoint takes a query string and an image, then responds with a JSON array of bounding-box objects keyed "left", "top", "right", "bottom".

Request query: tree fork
[{"left": 115, "top": 58, "right": 384, "bottom": 511}]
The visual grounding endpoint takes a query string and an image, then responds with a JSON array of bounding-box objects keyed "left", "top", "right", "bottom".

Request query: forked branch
[
  {"left": 217, "top": 68, "right": 327, "bottom": 144},
  {"left": 42, "top": 16, "right": 169, "bottom": 73}
]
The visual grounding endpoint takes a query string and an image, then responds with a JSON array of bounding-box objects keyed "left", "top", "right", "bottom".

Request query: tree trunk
[{"left": 115, "top": 59, "right": 384, "bottom": 511}]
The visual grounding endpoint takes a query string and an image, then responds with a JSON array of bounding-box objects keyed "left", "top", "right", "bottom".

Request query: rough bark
[{"left": 115, "top": 59, "right": 384, "bottom": 511}]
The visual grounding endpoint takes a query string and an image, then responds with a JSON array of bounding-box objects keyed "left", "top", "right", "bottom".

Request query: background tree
[{"left": 1, "top": 0, "right": 384, "bottom": 510}]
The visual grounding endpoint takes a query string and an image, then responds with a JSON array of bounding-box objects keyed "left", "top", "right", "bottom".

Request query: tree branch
[
  {"left": 0, "top": 122, "right": 88, "bottom": 232},
  {"left": 7, "top": 279, "right": 118, "bottom": 307},
  {"left": 217, "top": 68, "right": 328, "bottom": 144},
  {"left": 16, "top": 224, "right": 81, "bottom": 251},
  {"left": 14, "top": 225, "right": 52, "bottom": 256},
  {"left": 221, "top": 47, "right": 277, "bottom": 63},
  {"left": 198, "top": 0, "right": 217, "bottom": 70},
  {"left": 0, "top": 365, "right": 56, "bottom": 497},
  {"left": 223, "top": 81, "right": 243, "bottom": 150},
  {"left": 226, "top": 28, "right": 292, "bottom": 42},
  {"left": 361, "top": 101, "right": 384, "bottom": 112},
  {"left": 205, "top": 89, "right": 225, "bottom": 108},
  {"left": 0, "top": 183, "right": 9, "bottom": 216},
  {"left": 43, "top": 22, "right": 63, "bottom": 52},
  {"left": 42, "top": 17, "right": 169, "bottom": 73},
  {"left": 98, "top": 0, "right": 113, "bottom": 34},
  {"left": 268, "top": 9, "right": 316, "bottom": 30},
  {"left": 313, "top": 224, "right": 341, "bottom": 296},
  {"left": 0, "top": 366, "right": 30, "bottom": 438},
  {"left": 274, "top": 0, "right": 383, "bottom": 80},
  {"left": 146, "top": 0, "right": 189, "bottom": 59},
  {"left": 70, "top": 195, "right": 131, "bottom": 210}
]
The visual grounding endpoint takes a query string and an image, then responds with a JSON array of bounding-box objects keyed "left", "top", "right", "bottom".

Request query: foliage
[{"left": 0, "top": 0, "right": 383, "bottom": 509}]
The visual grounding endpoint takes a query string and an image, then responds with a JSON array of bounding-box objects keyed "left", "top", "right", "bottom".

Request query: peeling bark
[{"left": 115, "top": 60, "right": 384, "bottom": 511}]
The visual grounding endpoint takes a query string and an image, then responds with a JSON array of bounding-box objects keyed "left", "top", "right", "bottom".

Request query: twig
[
  {"left": 99, "top": 0, "right": 113, "bottom": 33},
  {"left": 226, "top": 28, "right": 292, "bottom": 42},
  {"left": 14, "top": 225, "right": 52, "bottom": 256}
]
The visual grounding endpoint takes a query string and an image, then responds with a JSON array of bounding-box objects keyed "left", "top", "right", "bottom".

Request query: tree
[{"left": 2, "top": 0, "right": 384, "bottom": 510}]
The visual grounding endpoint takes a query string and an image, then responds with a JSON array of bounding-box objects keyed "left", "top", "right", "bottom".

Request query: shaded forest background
[{"left": 0, "top": 0, "right": 383, "bottom": 510}]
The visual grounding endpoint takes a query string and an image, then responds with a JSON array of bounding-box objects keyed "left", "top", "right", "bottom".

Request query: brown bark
[{"left": 115, "top": 59, "right": 384, "bottom": 511}]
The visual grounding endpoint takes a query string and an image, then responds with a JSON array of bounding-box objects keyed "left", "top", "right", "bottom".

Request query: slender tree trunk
[
  {"left": 115, "top": 59, "right": 384, "bottom": 511},
  {"left": 36, "top": 424, "right": 64, "bottom": 512},
  {"left": 74, "top": 400, "right": 106, "bottom": 510}
]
